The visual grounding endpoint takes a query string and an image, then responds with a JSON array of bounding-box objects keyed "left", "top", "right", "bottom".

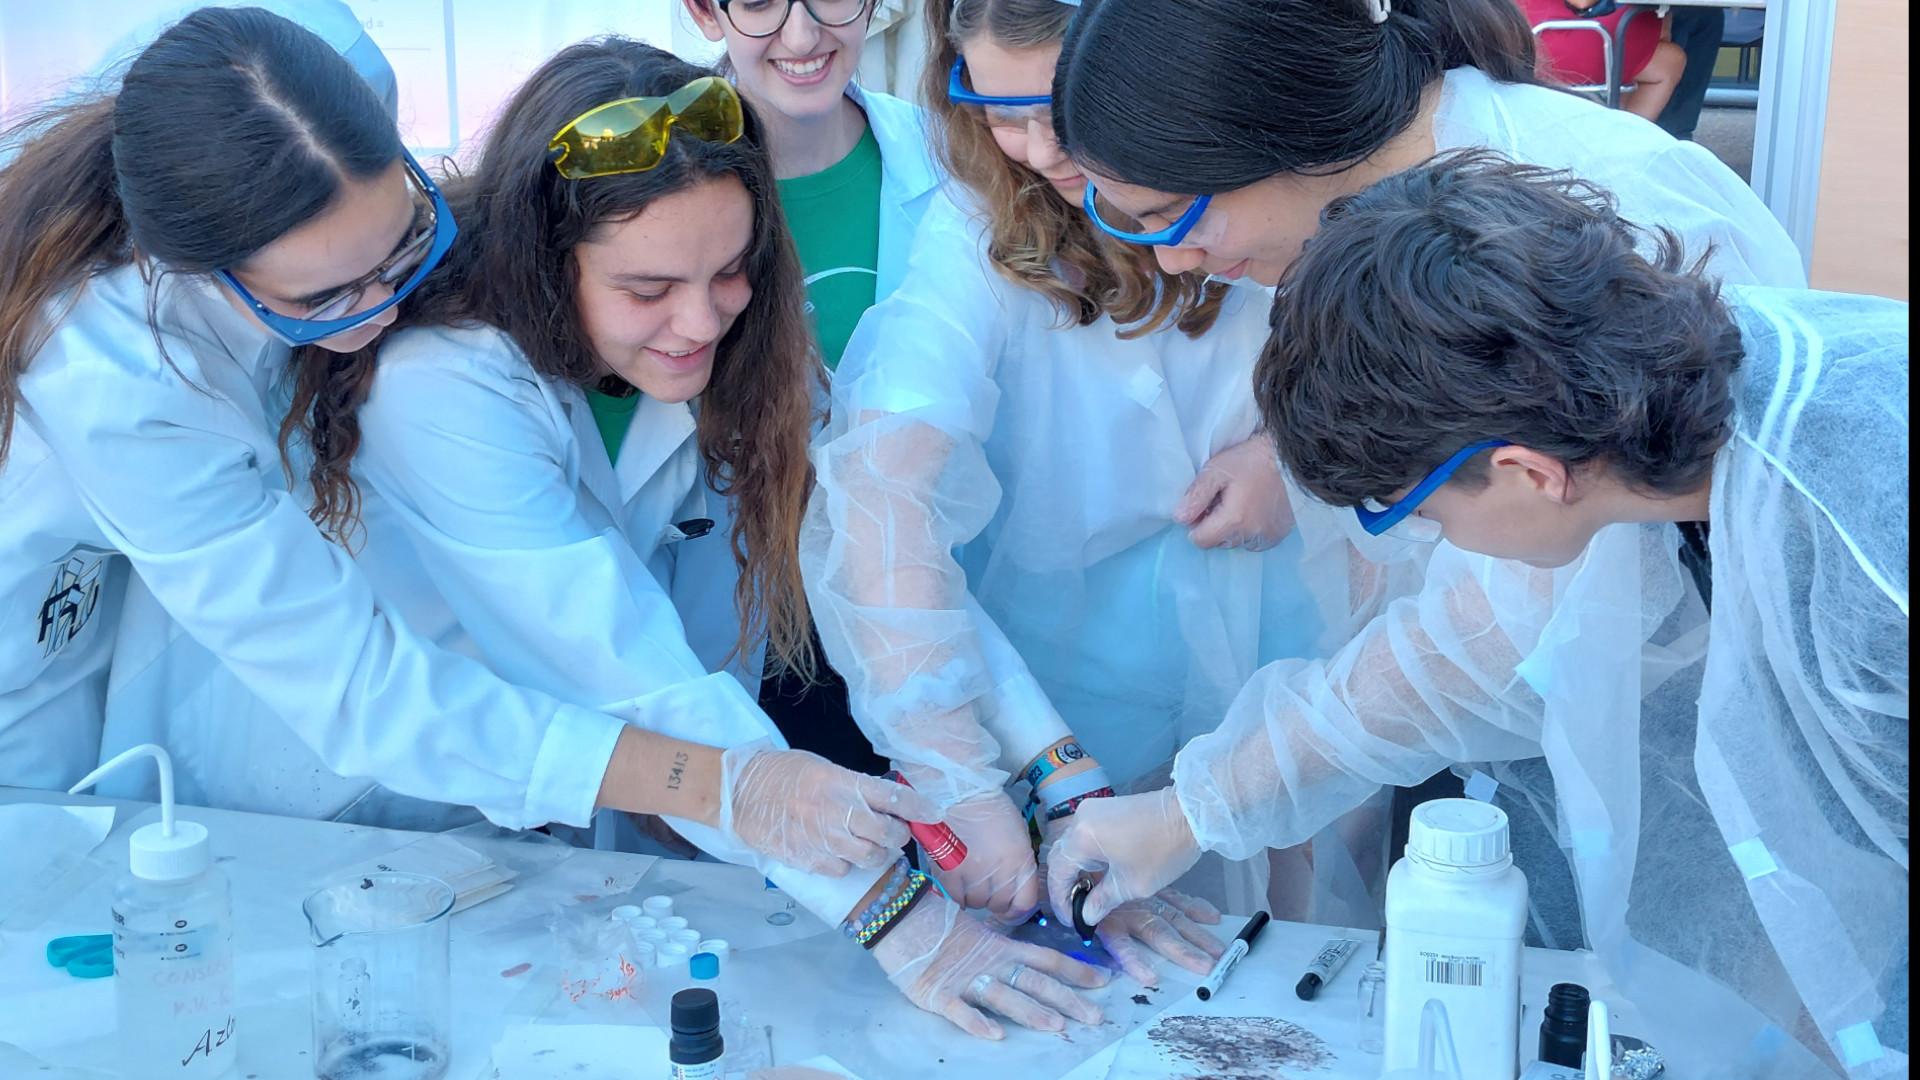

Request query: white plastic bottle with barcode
[
  {"left": 70, "top": 746, "right": 239, "bottom": 1078},
  {"left": 1384, "top": 798, "right": 1527, "bottom": 1079}
]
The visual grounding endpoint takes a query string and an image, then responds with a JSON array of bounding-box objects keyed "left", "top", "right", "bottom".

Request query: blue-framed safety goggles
[
  {"left": 1083, "top": 180, "right": 1212, "bottom": 247},
  {"left": 946, "top": 57, "right": 1052, "bottom": 107},
  {"left": 1355, "top": 439, "right": 1512, "bottom": 537},
  {"left": 216, "top": 148, "right": 455, "bottom": 346}
]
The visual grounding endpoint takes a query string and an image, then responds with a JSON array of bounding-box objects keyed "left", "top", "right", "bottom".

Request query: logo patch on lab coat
[{"left": 37, "top": 555, "right": 104, "bottom": 658}]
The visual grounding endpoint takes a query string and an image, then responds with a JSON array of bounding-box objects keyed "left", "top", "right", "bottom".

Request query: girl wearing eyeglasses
[
  {"left": 305, "top": 38, "right": 1103, "bottom": 1040},
  {"left": 674, "top": 0, "right": 946, "bottom": 801},
  {"left": 1052, "top": 0, "right": 1803, "bottom": 291},
  {"left": 0, "top": 11, "right": 917, "bottom": 884},
  {"left": 800, "top": 0, "right": 1383, "bottom": 981}
]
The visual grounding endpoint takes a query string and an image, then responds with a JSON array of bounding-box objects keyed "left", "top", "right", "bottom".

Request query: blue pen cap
[{"left": 690, "top": 951, "right": 719, "bottom": 980}]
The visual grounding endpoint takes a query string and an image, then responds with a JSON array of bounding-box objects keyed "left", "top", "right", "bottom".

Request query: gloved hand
[
  {"left": 718, "top": 744, "right": 942, "bottom": 877},
  {"left": 1174, "top": 432, "right": 1296, "bottom": 552},
  {"left": 1038, "top": 814, "right": 1224, "bottom": 986},
  {"left": 873, "top": 890, "right": 1108, "bottom": 1039},
  {"left": 928, "top": 790, "right": 1041, "bottom": 922},
  {"left": 1045, "top": 787, "right": 1204, "bottom": 926}
]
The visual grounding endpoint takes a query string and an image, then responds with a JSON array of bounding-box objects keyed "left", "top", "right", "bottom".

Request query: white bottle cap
[
  {"left": 657, "top": 942, "right": 690, "bottom": 968},
  {"left": 659, "top": 915, "right": 689, "bottom": 932},
  {"left": 632, "top": 940, "right": 657, "bottom": 967},
  {"left": 1407, "top": 798, "right": 1511, "bottom": 870},
  {"left": 697, "top": 939, "right": 730, "bottom": 964},
  {"left": 641, "top": 895, "right": 674, "bottom": 918},
  {"left": 636, "top": 929, "right": 667, "bottom": 944},
  {"left": 669, "top": 929, "right": 702, "bottom": 947},
  {"left": 611, "top": 905, "right": 642, "bottom": 922},
  {"left": 628, "top": 915, "right": 658, "bottom": 931},
  {"left": 69, "top": 744, "right": 211, "bottom": 882}
]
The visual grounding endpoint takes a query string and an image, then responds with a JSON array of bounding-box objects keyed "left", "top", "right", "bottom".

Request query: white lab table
[{"left": 0, "top": 789, "right": 1677, "bottom": 1079}]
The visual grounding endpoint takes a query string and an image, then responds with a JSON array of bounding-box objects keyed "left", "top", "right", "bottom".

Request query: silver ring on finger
[{"left": 1006, "top": 962, "right": 1028, "bottom": 991}]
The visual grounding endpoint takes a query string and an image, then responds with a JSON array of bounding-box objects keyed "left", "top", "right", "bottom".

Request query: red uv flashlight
[{"left": 886, "top": 771, "right": 968, "bottom": 871}]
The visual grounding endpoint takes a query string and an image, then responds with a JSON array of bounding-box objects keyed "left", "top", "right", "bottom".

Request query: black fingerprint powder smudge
[{"left": 1146, "top": 1015, "right": 1335, "bottom": 1077}]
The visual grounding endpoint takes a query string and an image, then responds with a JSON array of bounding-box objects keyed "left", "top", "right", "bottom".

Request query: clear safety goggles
[{"left": 215, "top": 149, "right": 455, "bottom": 347}]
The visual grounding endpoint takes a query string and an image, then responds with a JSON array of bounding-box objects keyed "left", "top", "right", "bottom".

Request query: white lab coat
[
  {"left": 674, "top": 82, "right": 942, "bottom": 685},
  {"left": 5, "top": 264, "right": 629, "bottom": 828},
  {"left": 344, "top": 322, "right": 880, "bottom": 924},
  {"left": 0, "top": 0, "right": 394, "bottom": 795}
]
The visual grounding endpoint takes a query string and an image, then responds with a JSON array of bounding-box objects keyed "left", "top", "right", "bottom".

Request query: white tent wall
[{"left": 1, "top": 1, "right": 930, "bottom": 161}]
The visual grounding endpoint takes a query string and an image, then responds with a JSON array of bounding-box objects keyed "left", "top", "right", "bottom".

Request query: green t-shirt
[
  {"left": 775, "top": 125, "right": 883, "bottom": 371},
  {"left": 586, "top": 386, "right": 641, "bottom": 463}
]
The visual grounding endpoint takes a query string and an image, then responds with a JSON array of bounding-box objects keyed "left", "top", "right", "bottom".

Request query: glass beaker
[{"left": 303, "top": 872, "right": 454, "bottom": 1080}]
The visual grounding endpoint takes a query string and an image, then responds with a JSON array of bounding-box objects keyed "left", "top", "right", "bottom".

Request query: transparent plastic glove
[
  {"left": 1045, "top": 787, "right": 1203, "bottom": 925},
  {"left": 1090, "top": 890, "right": 1225, "bottom": 987},
  {"left": 873, "top": 890, "right": 1109, "bottom": 1040},
  {"left": 1174, "top": 432, "right": 1296, "bottom": 552},
  {"left": 718, "top": 744, "right": 942, "bottom": 877},
  {"left": 1038, "top": 815, "right": 1224, "bottom": 987},
  {"left": 931, "top": 790, "right": 1041, "bottom": 921}
]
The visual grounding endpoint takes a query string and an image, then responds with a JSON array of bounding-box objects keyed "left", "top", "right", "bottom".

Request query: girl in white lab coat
[
  {"left": 343, "top": 38, "right": 1110, "bottom": 1040},
  {"left": 679, "top": 0, "right": 943, "bottom": 777},
  {"left": 0, "top": 9, "right": 923, "bottom": 884},
  {"left": 802, "top": 0, "right": 1352, "bottom": 979}
]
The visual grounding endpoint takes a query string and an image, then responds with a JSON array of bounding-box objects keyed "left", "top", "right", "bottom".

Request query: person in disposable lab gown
[
  {"left": 1045, "top": 0, "right": 1810, "bottom": 930},
  {"left": 802, "top": 0, "right": 1364, "bottom": 952},
  {"left": 336, "top": 39, "right": 1110, "bottom": 1040},
  {"left": 677, "top": 0, "right": 944, "bottom": 778},
  {"left": 1050, "top": 153, "right": 1908, "bottom": 1077},
  {"left": 0, "top": 0, "right": 388, "bottom": 793},
  {"left": 0, "top": 10, "right": 927, "bottom": 889}
]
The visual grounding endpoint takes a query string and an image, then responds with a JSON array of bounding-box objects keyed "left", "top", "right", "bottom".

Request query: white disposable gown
[
  {"left": 9, "top": 266, "right": 631, "bottom": 828},
  {"left": 1172, "top": 286, "right": 1908, "bottom": 1077},
  {"left": 802, "top": 190, "right": 1340, "bottom": 916}
]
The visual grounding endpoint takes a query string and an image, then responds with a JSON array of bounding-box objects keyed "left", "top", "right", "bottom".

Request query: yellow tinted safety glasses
[{"left": 547, "top": 76, "right": 744, "bottom": 181}]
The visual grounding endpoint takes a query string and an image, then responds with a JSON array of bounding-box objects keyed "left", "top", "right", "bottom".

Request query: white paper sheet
[{"left": 0, "top": 805, "right": 114, "bottom": 930}]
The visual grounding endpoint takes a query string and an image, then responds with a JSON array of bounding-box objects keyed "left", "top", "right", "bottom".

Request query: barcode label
[{"left": 1424, "top": 956, "right": 1485, "bottom": 986}]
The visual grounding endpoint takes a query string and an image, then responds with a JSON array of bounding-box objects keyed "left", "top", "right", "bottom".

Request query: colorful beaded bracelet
[
  {"left": 842, "top": 859, "right": 913, "bottom": 943},
  {"left": 856, "top": 870, "right": 931, "bottom": 950}
]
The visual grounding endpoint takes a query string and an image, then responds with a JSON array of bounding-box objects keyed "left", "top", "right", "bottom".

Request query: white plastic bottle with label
[
  {"left": 1384, "top": 798, "right": 1527, "bottom": 1080},
  {"left": 70, "top": 745, "right": 240, "bottom": 1079}
]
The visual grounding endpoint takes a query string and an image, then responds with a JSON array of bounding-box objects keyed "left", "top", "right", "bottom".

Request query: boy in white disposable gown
[{"left": 1049, "top": 152, "right": 1908, "bottom": 1078}]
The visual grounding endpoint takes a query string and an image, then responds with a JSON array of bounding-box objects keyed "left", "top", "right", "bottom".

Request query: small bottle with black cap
[{"left": 670, "top": 987, "right": 725, "bottom": 1079}]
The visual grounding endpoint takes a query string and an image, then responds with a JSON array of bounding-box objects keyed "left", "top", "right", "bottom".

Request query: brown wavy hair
[
  {"left": 923, "top": 0, "right": 1223, "bottom": 338},
  {"left": 310, "top": 38, "right": 822, "bottom": 674}
]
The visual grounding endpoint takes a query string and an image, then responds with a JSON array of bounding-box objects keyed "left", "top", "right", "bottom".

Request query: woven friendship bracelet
[
  {"left": 1044, "top": 786, "right": 1116, "bottom": 822},
  {"left": 857, "top": 870, "right": 932, "bottom": 950},
  {"left": 842, "top": 858, "right": 912, "bottom": 942}
]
